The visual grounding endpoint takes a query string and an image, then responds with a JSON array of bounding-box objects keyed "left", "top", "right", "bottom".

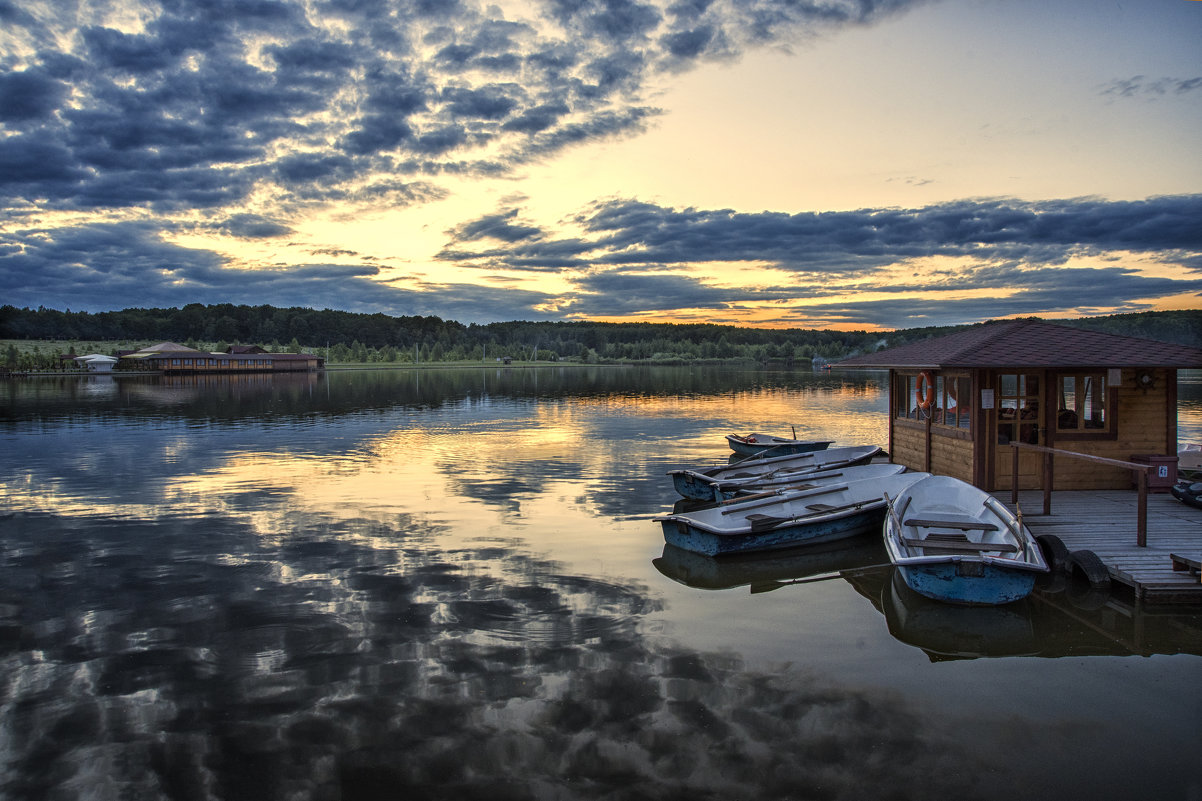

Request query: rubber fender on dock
[
  {"left": 1035, "top": 534, "right": 1070, "bottom": 573},
  {"left": 1066, "top": 549, "right": 1111, "bottom": 590}
]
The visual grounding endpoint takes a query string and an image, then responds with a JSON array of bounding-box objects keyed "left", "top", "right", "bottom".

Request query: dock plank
[{"left": 994, "top": 489, "right": 1202, "bottom": 604}]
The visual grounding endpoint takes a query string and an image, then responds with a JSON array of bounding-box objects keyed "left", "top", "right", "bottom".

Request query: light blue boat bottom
[{"left": 898, "top": 561, "right": 1038, "bottom": 606}]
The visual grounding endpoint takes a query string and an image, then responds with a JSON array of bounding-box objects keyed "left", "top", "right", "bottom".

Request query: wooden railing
[{"left": 1009, "top": 443, "right": 1154, "bottom": 547}]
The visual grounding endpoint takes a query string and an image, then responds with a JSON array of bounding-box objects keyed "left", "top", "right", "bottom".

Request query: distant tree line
[{"left": 2, "top": 304, "right": 1199, "bottom": 370}]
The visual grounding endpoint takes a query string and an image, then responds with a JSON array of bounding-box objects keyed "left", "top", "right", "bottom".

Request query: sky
[{"left": 1, "top": 0, "right": 1200, "bottom": 332}]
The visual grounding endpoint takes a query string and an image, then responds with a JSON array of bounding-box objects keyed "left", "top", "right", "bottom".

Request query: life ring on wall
[{"left": 915, "top": 371, "right": 935, "bottom": 410}]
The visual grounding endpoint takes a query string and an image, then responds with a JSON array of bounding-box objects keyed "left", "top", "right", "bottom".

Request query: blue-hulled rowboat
[
  {"left": 654, "top": 471, "right": 930, "bottom": 557},
  {"left": 883, "top": 475, "right": 1049, "bottom": 606},
  {"left": 669, "top": 444, "right": 884, "bottom": 501},
  {"left": 726, "top": 433, "right": 833, "bottom": 457},
  {"left": 711, "top": 462, "right": 904, "bottom": 501}
]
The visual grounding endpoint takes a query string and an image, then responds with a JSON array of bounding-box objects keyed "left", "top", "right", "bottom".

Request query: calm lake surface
[{"left": 2, "top": 366, "right": 1200, "bottom": 801}]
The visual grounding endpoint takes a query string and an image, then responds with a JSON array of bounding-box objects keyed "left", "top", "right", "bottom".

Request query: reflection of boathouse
[
  {"left": 120, "top": 342, "right": 323, "bottom": 374},
  {"left": 836, "top": 320, "right": 1202, "bottom": 491}
]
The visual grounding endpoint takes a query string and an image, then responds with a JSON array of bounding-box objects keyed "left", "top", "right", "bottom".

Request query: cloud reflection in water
[{"left": 0, "top": 508, "right": 998, "bottom": 800}]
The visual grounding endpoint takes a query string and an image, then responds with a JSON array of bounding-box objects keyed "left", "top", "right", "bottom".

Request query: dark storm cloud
[
  {"left": 0, "top": 68, "right": 68, "bottom": 122},
  {"left": 502, "top": 100, "right": 572, "bottom": 133},
  {"left": 0, "top": 136, "right": 89, "bottom": 187},
  {"left": 447, "top": 208, "right": 546, "bottom": 243},
  {"left": 571, "top": 270, "right": 747, "bottom": 314},
  {"left": 17, "top": 0, "right": 1158, "bottom": 329},
  {"left": 441, "top": 85, "right": 521, "bottom": 119},
  {"left": 451, "top": 194, "right": 1202, "bottom": 273},
  {"left": 0, "top": 0, "right": 931, "bottom": 217},
  {"left": 545, "top": 0, "right": 665, "bottom": 43},
  {"left": 0, "top": 214, "right": 566, "bottom": 322},
  {"left": 390, "top": 279, "right": 566, "bottom": 321},
  {"left": 0, "top": 220, "right": 402, "bottom": 313},
  {"left": 444, "top": 194, "right": 1202, "bottom": 326}
]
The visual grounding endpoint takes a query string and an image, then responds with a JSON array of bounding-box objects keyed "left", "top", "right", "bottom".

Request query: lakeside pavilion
[{"left": 834, "top": 319, "right": 1202, "bottom": 492}]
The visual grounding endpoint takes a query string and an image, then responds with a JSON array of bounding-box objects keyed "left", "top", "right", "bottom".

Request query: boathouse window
[
  {"left": 939, "top": 376, "right": 971, "bottom": 428},
  {"left": 894, "top": 373, "right": 971, "bottom": 428},
  {"left": 171, "top": 358, "right": 180, "bottom": 366},
  {"left": 1056, "top": 373, "right": 1108, "bottom": 433},
  {"left": 897, "top": 374, "right": 920, "bottom": 419},
  {"left": 997, "top": 373, "right": 1040, "bottom": 445}
]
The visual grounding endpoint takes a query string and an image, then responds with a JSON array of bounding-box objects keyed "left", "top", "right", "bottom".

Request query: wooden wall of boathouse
[
  {"left": 888, "top": 367, "right": 1178, "bottom": 493},
  {"left": 1037, "top": 367, "right": 1176, "bottom": 490}
]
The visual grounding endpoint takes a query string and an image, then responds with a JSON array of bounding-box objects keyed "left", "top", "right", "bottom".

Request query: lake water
[{"left": 2, "top": 367, "right": 1200, "bottom": 801}]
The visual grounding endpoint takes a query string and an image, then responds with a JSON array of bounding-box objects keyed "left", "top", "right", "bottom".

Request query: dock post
[
  {"left": 1011, "top": 446, "right": 1019, "bottom": 505},
  {"left": 1137, "top": 469, "right": 1147, "bottom": 547},
  {"left": 1042, "top": 451, "right": 1052, "bottom": 515}
]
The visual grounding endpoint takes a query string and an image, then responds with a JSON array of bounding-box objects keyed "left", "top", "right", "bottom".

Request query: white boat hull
[
  {"left": 883, "top": 475, "right": 1048, "bottom": 606},
  {"left": 669, "top": 445, "right": 884, "bottom": 501},
  {"left": 656, "top": 472, "right": 930, "bottom": 557}
]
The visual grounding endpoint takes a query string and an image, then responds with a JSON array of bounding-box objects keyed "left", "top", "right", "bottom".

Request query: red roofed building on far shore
[
  {"left": 120, "top": 343, "right": 323, "bottom": 374},
  {"left": 835, "top": 319, "right": 1202, "bottom": 492}
]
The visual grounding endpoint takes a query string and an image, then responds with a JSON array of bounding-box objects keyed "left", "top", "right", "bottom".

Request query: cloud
[
  {"left": 439, "top": 194, "right": 1202, "bottom": 326},
  {"left": 449, "top": 194, "right": 1202, "bottom": 273},
  {"left": 218, "top": 214, "right": 295, "bottom": 239},
  {"left": 0, "top": 220, "right": 393, "bottom": 312},
  {"left": 446, "top": 208, "right": 546, "bottom": 243},
  {"left": 6, "top": 0, "right": 1197, "bottom": 331},
  {"left": 7, "top": 193, "right": 1201, "bottom": 328},
  {"left": 0, "top": 67, "right": 68, "bottom": 123},
  {"left": 0, "top": 0, "right": 931, "bottom": 217},
  {"left": 1101, "top": 75, "right": 1202, "bottom": 98}
]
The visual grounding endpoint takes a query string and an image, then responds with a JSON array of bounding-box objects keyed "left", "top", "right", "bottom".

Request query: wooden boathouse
[
  {"left": 836, "top": 319, "right": 1202, "bottom": 604},
  {"left": 835, "top": 319, "right": 1201, "bottom": 492}
]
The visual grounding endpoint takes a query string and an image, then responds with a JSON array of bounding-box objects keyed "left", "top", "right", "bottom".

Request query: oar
[
  {"left": 743, "top": 497, "right": 873, "bottom": 531},
  {"left": 720, "top": 484, "right": 845, "bottom": 515},
  {"left": 717, "top": 488, "right": 787, "bottom": 505},
  {"left": 719, "top": 468, "right": 845, "bottom": 493},
  {"left": 750, "top": 562, "right": 892, "bottom": 593}
]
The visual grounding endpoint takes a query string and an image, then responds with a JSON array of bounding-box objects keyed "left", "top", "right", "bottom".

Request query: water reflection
[
  {"left": 3, "top": 511, "right": 998, "bottom": 800},
  {"left": 657, "top": 536, "right": 1202, "bottom": 663},
  {"left": 1, "top": 367, "right": 1200, "bottom": 800},
  {"left": 654, "top": 539, "right": 888, "bottom": 592}
]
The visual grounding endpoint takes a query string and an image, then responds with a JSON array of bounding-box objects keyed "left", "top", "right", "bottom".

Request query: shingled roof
[{"left": 835, "top": 319, "right": 1202, "bottom": 370}]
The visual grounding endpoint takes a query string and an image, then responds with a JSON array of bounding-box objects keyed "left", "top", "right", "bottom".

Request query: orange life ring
[{"left": 915, "top": 371, "right": 935, "bottom": 410}]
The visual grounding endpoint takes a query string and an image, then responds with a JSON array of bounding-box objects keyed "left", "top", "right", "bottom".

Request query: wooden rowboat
[
  {"left": 669, "top": 444, "right": 884, "bottom": 501},
  {"left": 654, "top": 471, "right": 930, "bottom": 557},
  {"left": 712, "top": 461, "right": 904, "bottom": 501},
  {"left": 726, "top": 433, "right": 833, "bottom": 457},
  {"left": 883, "top": 475, "right": 1049, "bottom": 606}
]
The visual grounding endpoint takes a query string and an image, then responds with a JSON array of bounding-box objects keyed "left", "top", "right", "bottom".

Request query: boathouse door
[{"left": 986, "top": 370, "right": 1047, "bottom": 491}]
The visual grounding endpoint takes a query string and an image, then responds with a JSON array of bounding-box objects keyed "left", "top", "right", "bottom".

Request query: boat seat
[
  {"left": 746, "top": 513, "right": 784, "bottom": 532},
  {"left": 806, "top": 503, "right": 838, "bottom": 512},
  {"left": 904, "top": 536, "right": 1017, "bottom": 553},
  {"left": 904, "top": 517, "right": 998, "bottom": 531}
]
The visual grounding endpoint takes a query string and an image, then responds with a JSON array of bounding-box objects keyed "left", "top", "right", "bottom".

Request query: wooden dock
[{"left": 992, "top": 489, "right": 1202, "bottom": 604}]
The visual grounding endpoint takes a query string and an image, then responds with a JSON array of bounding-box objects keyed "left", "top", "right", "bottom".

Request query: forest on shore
[{"left": 2, "top": 303, "right": 1199, "bottom": 371}]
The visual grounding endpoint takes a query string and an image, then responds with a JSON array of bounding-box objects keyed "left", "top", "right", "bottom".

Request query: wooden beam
[{"left": 1011, "top": 442, "right": 1153, "bottom": 547}]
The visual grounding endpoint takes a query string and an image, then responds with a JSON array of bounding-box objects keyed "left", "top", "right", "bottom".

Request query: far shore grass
[
  {"left": 1, "top": 338, "right": 576, "bottom": 369},
  {"left": 2, "top": 339, "right": 766, "bottom": 371}
]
